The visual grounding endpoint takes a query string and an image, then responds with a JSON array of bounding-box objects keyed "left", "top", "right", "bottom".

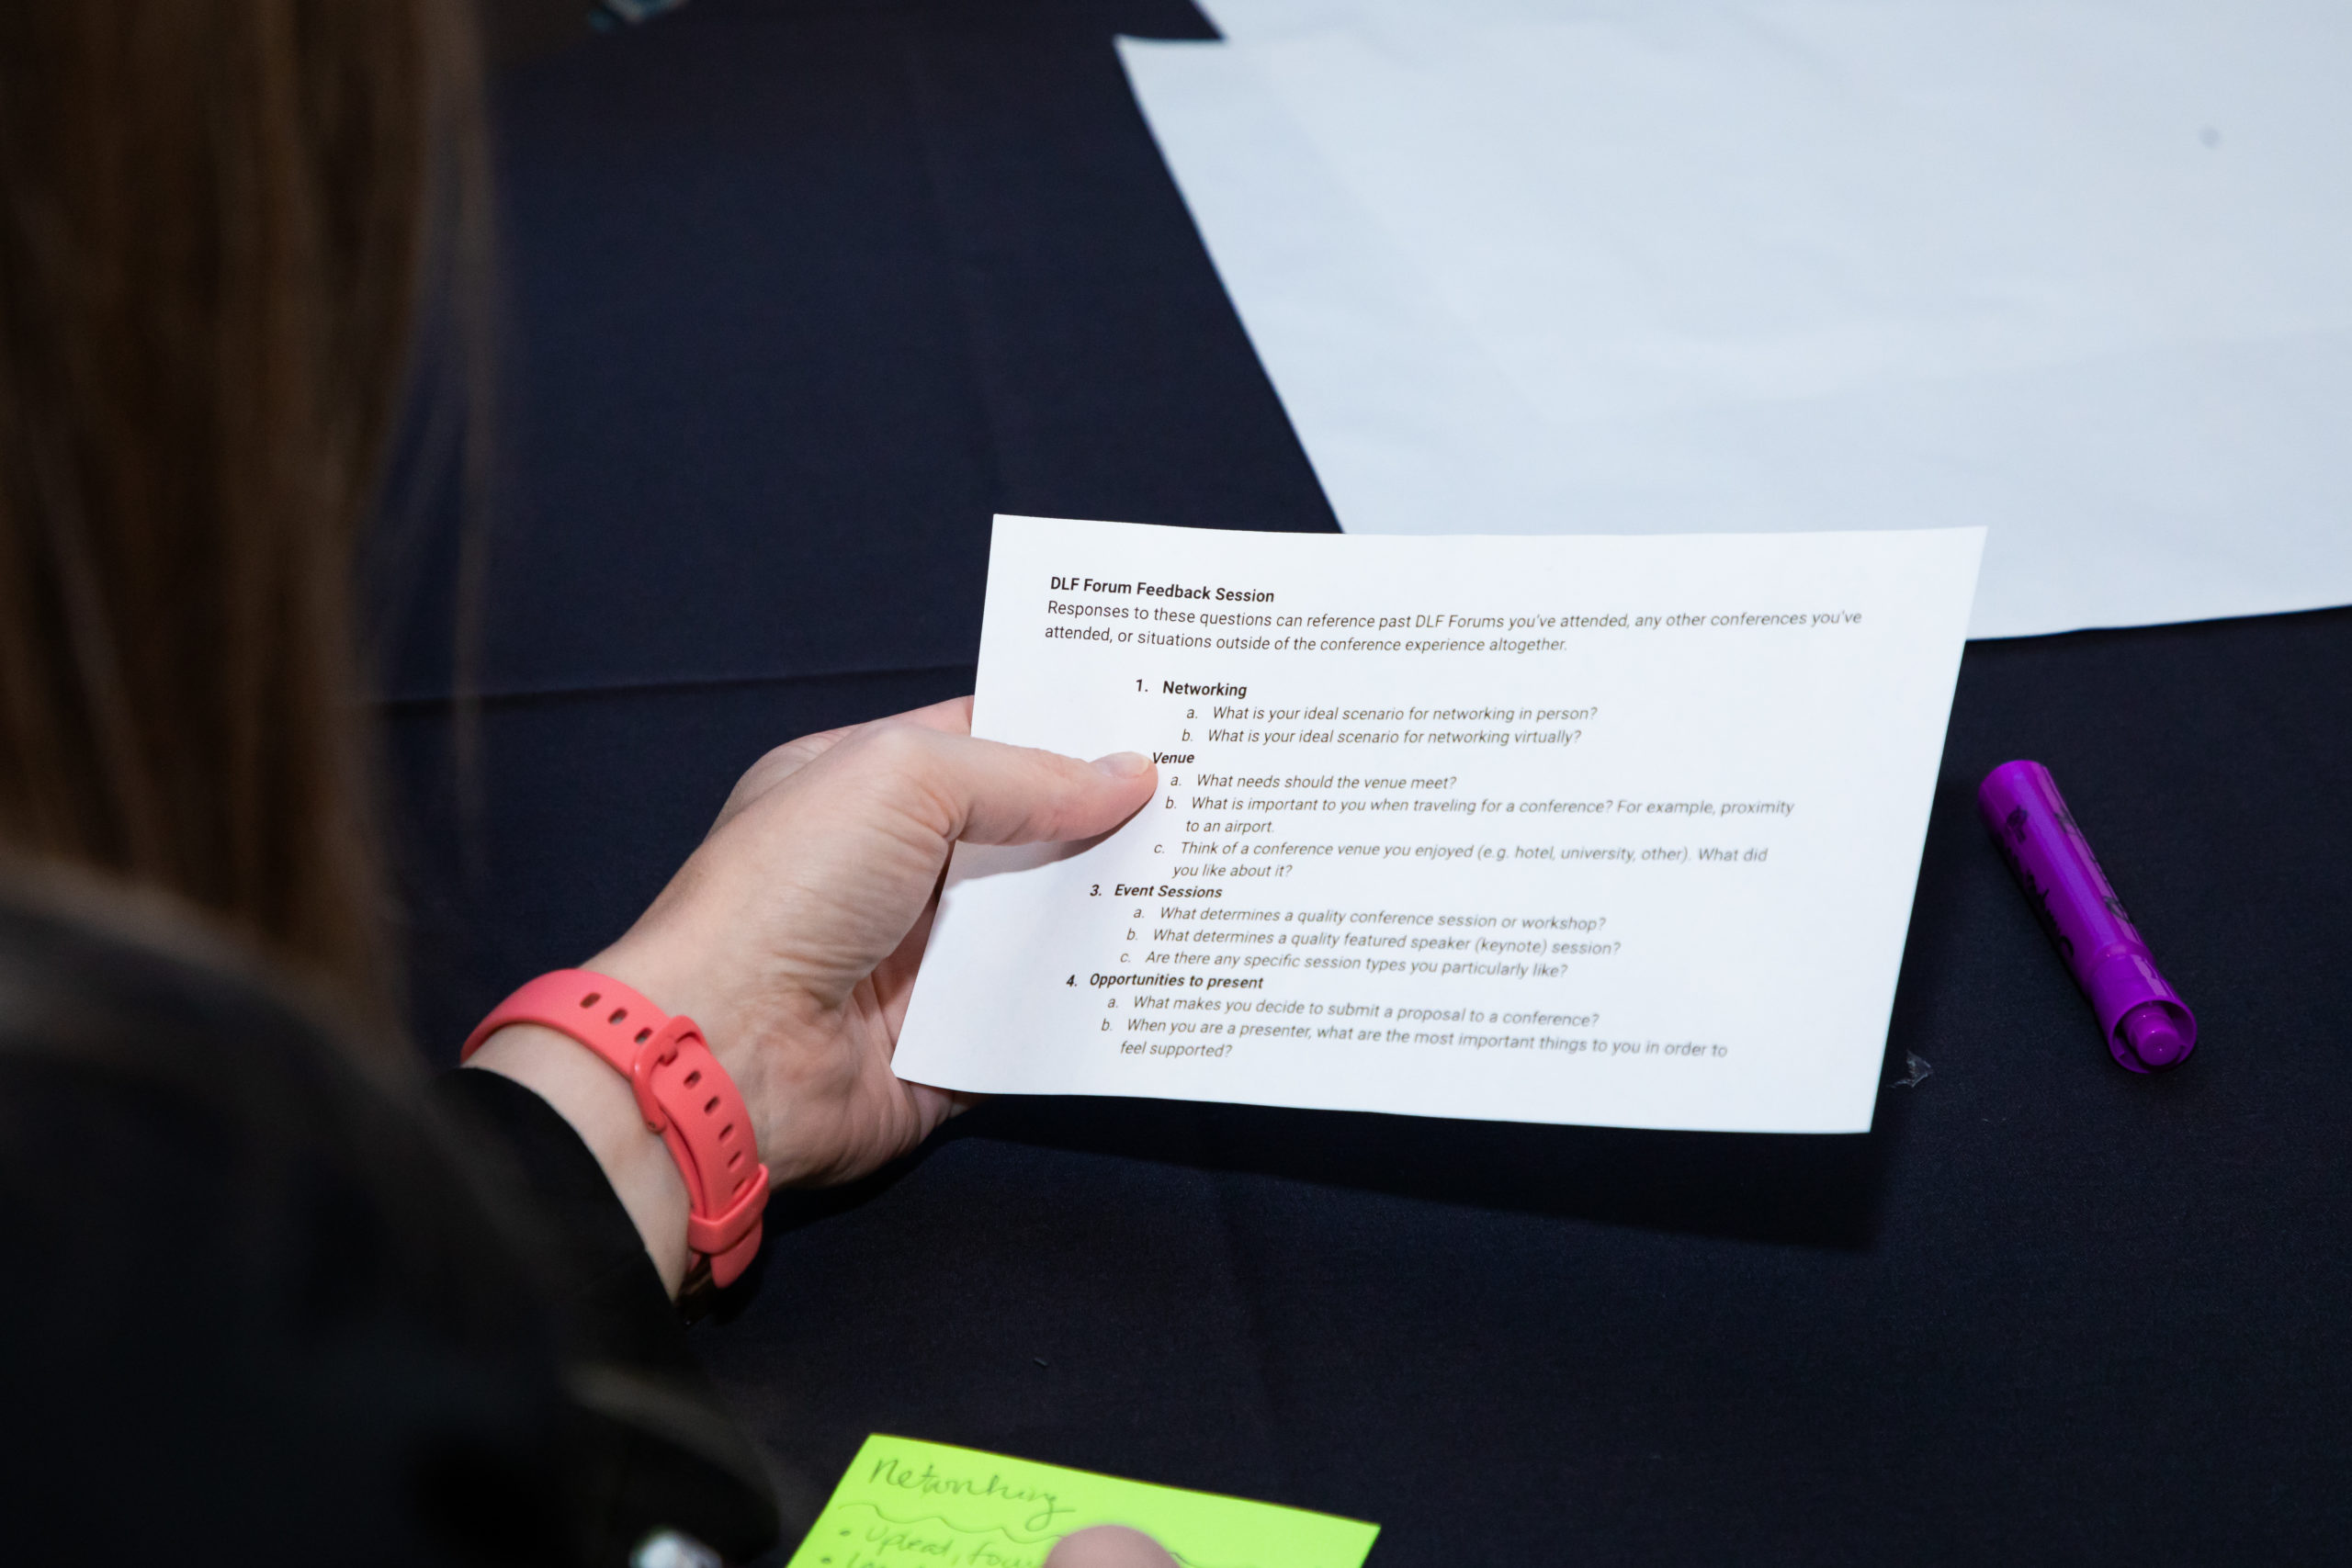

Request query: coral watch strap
[{"left": 462, "top": 970, "right": 769, "bottom": 1287}]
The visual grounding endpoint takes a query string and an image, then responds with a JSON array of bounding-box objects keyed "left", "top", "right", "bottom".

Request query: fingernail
[{"left": 1091, "top": 750, "right": 1151, "bottom": 777}]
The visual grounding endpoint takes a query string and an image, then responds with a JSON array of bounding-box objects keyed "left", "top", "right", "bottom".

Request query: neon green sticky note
[{"left": 785, "top": 1434, "right": 1379, "bottom": 1568}]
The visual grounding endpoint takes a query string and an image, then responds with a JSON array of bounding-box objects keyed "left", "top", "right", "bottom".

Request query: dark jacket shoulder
[{"left": 0, "top": 874, "right": 779, "bottom": 1565}]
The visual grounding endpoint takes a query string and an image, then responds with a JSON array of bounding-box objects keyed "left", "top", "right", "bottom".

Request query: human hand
[
  {"left": 605, "top": 695, "right": 1155, "bottom": 1179},
  {"left": 470, "top": 697, "right": 1152, "bottom": 1289},
  {"left": 1043, "top": 1526, "right": 1178, "bottom": 1568},
  {"left": 644, "top": 691, "right": 1157, "bottom": 1152}
]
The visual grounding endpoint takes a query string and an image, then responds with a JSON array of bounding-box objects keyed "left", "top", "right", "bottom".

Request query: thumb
[
  {"left": 961, "top": 744, "right": 1159, "bottom": 846},
  {"left": 840, "top": 722, "right": 1156, "bottom": 849}
]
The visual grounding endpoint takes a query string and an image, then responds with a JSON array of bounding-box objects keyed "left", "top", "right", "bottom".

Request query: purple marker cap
[{"left": 1976, "top": 761, "right": 2195, "bottom": 1073}]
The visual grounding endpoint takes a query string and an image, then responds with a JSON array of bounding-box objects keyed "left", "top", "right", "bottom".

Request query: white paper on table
[
  {"left": 891, "top": 515, "right": 1983, "bottom": 1134},
  {"left": 1118, "top": 0, "right": 2352, "bottom": 638}
]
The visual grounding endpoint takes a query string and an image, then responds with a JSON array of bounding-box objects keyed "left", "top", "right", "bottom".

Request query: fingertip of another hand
[{"left": 1044, "top": 1526, "right": 1178, "bottom": 1568}]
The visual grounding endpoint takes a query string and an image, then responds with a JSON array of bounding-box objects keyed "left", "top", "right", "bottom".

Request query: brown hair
[{"left": 0, "top": 1, "right": 486, "bottom": 1022}]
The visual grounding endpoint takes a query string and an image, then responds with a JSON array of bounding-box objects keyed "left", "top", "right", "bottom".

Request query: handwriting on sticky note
[{"left": 784, "top": 1435, "right": 1379, "bottom": 1568}]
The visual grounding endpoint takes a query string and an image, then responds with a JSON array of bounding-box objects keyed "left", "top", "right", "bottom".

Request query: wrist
[
  {"left": 583, "top": 933, "right": 804, "bottom": 1174},
  {"left": 461, "top": 968, "right": 773, "bottom": 1297},
  {"left": 466, "top": 1022, "right": 695, "bottom": 1295}
]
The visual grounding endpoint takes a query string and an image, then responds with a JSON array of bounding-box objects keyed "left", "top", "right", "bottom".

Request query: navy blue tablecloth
[{"left": 379, "top": 4, "right": 2352, "bottom": 1562}]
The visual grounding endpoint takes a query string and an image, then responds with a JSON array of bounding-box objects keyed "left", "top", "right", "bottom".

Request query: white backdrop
[{"left": 1123, "top": 0, "right": 2352, "bottom": 637}]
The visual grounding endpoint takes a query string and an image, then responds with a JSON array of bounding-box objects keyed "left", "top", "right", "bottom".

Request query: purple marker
[{"left": 1977, "top": 760, "right": 2196, "bottom": 1073}]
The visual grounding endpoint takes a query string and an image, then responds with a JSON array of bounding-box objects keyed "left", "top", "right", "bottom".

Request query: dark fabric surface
[
  {"left": 380, "top": 2, "right": 2352, "bottom": 1562},
  {"left": 379, "top": 0, "right": 1308, "bottom": 703},
  {"left": 0, "top": 882, "right": 776, "bottom": 1564}
]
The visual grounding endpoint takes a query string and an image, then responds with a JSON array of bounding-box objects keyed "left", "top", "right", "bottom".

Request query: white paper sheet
[
  {"left": 891, "top": 515, "right": 1982, "bottom": 1133},
  {"left": 1120, "top": 0, "right": 2352, "bottom": 638}
]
